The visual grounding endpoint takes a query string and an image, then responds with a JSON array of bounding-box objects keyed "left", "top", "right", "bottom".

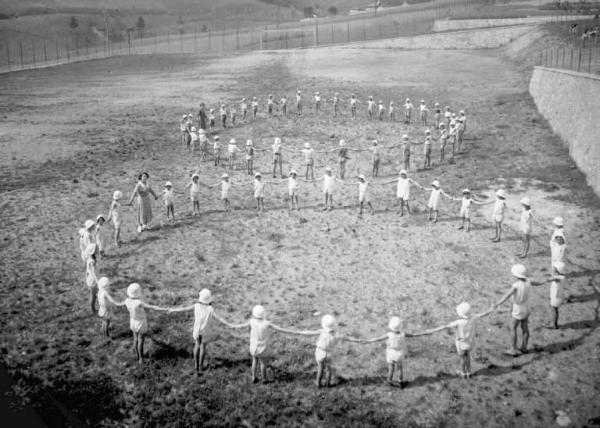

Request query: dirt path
[{"left": 0, "top": 48, "right": 599, "bottom": 427}]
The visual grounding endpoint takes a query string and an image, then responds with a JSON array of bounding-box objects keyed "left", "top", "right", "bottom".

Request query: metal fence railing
[
  {"left": 0, "top": 0, "right": 583, "bottom": 74},
  {"left": 539, "top": 45, "right": 599, "bottom": 74}
]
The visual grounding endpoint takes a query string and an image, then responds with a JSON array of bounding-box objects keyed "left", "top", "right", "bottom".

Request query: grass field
[{"left": 1, "top": 31, "right": 600, "bottom": 427}]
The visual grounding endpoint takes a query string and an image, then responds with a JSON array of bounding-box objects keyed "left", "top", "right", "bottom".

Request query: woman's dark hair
[{"left": 138, "top": 172, "right": 150, "bottom": 180}]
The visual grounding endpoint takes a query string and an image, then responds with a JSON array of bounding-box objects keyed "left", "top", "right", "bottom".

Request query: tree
[
  {"left": 69, "top": 16, "right": 78, "bottom": 30},
  {"left": 136, "top": 16, "right": 145, "bottom": 30},
  {"left": 328, "top": 6, "right": 338, "bottom": 15},
  {"left": 303, "top": 6, "right": 314, "bottom": 18}
]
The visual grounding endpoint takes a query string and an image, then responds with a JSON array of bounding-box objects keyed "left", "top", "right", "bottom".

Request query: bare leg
[
  {"left": 316, "top": 361, "right": 324, "bottom": 387},
  {"left": 260, "top": 359, "right": 267, "bottom": 383},
  {"left": 432, "top": 210, "right": 439, "bottom": 223},
  {"left": 89, "top": 287, "right": 97, "bottom": 314},
  {"left": 325, "top": 362, "right": 333, "bottom": 386},
  {"left": 251, "top": 356, "right": 258, "bottom": 383},
  {"left": 138, "top": 333, "right": 145, "bottom": 363},
  {"left": 132, "top": 331, "right": 139, "bottom": 360},
  {"left": 367, "top": 202, "right": 374, "bottom": 214},
  {"left": 510, "top": 318, "right": 520, "bottom": 354},
  {"left": 552, "top": 306, "right": 559, "bottom": 329},
  {"left": 520, "top": 318, "right": 529, "bottom": 352},
  {"left": 387, "top": 363, "right": 395, "bottom": 383}
]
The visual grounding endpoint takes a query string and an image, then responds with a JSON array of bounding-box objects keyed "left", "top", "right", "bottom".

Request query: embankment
[
  {"left": 433, "top": 15, "right": 595, "bottom": 32},
  {"left": 529, "top": 66, "right": 600, "bottom": 196}
]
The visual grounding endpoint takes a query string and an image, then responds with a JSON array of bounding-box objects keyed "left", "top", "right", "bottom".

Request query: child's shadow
[{"left": 405, "top": 371, "right": 454, "bottom": 388}]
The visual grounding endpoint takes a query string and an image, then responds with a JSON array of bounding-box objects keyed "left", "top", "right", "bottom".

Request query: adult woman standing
[{"left": 128, "top": 172, "right": 158, "bottom": 232}]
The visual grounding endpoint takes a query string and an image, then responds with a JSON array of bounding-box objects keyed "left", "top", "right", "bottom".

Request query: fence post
[
  {"left": 285, "top": 32, "right": 288, "bottom": 49},
  {"left": 539, "top": 50, "right": 543, "bottom": 66},
  {"left": 570, "top": 48, "right": 574, "bottom": 70},
  {"left": 180, "top": 31, "right": 184, "bottom": 53},
  {"left": 56, "top": 39, "right": 59, "bottom": 64},
  {"left": 194, "top": 27, "right": 198, "bottom": 52},
  {"left": 236, "top": 26, "right": 239, "bottom": 50},
  {"left": 577, "top": 48, "right": 582, "bottom": 72},
  {"left": 549, "top": 49, "right": 553, "bottom": 67},
  {"left": 31, "top": 40, "right": 36, "bottom": 66},
  {"left": 128, "top": 31, "right": 131, "bottom": 55},
  {"left": 44, "top": 40, "right": 47, "bottom": 63},
  {"left": 6, "top": 43, "right": 10, "bottom": 71},
  {"left": 301, "top": 31, "right": 304, "bottom": 48},
  {"left": 555, "top": 47, "right": 558, "bottom": 68},
  {"left": 75, "top": 33, "right": 79, "bottom": 56},
  {"left": 315, "top": 19, "right": 319, "bottom": 47},
  {"left": 589, "top": 47, "right": 593, "bottom": 73},
  {"left": 363, "top": 18, "right": 366, "bottom": 40},
  {"left": 561, "top": 48, "right": 565, "bottom": 69},
  {"left": 19, "top": 40, "right": 23, "bottom": 69}
]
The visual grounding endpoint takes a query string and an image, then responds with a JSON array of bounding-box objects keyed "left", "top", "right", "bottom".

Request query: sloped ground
[{"left": 0, "top": 45, "right": 599, "bottom": 427}]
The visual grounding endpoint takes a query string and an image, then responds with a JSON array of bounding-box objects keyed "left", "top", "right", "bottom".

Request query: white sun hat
[
  {"left": 432, "top": 180, "right": 440, "bottom": 187},
  {"left": 339, "top": 139, "right": 346, "bottom": 146},
  {"left": 113, "top": 190, "right": 123, "bottom": 200},
  {"left": 462, "top": 188, "right": 470, "bottom": 194},
  {"left": 402, "top": 134, "right": 409, "bottom": 140},
  {"left": 425, "top": 129, "right": 431, "bottom": 134},
  {"left": 165, "top": 181, "right": 172, "bottom": 187},
  {"left": 127, "top": 283, "right": 142, "bottom": 298},
  {"left": 290, "top": 169, "right": 297, "bottom": 175},
  {"left": 399, "top": 169, "right": 408, "bottom": 176},
  {"left": 321, "top": 314, "right": 336, "bottom": 330},
  {"left": 325, "top": 166, "right": 332, "bottom": 172},
  {"left": 496, "top": 189, "right": 506, "bottom": 198},
  {"left": 252, "top": 305, "right": 266, "bottom": 319},
  {"left": 456, "top": 302, "right": 471, "bottom": 319},
  {"left": 255, "top": 172, "right": 262, "bottom": 178},
  {"left": 230, "top": 138, "right": 236, "bottom": 144},
  {"left": 358, "top": 174, "right": 366, "bottom": 180},
  {"left": 246, "top": 139, "right": 253, "bottom": 146},
  {"left": 191, "top": 126, "right": 197, "bottom": 132},
  {"left": 221, "top": 173, "right": 229, "bottom": 179},
  {"left": 198, "top": 288, "right": 213, "bottom": 304},
  {"left": 511, "top": 264, "right": 528, "bottom": 279},
  {"left": 388, "top": 316, "right": 402, "bottom": 331},
  {"left": 84, "top": 219, "right": 96, "bottom": 229},
  {"left": 553, "top": 216, "right": 564, "bottom": 226},
  {"left": 192, "top": 173, "right": 199, "bottom": 179},
  {"left": 97, "top": 277, "right": 110, "bottom": 290},
  {"left": 304, "top": 142, "right": 311, "bottom": 148},
  {"left": 520, "top": 196, "right": 531, "bottom": 206}
]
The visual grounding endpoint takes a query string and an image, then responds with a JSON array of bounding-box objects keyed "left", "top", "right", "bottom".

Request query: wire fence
[
  {"left": 0, "top": 0, "right": 580, "bottom": 74},
  {"left": 539, "top": 44, "right": 600, "bottom": 74}
]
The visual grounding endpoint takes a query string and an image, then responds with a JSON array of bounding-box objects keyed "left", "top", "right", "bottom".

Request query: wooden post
[
  {"left": 75, "top": 33, "right": 79, "bottom": 56},
  {"left": 347, "top": 22, "right": 350, "bottom": 42},
  {"left": 301, "top": 31, "right": 304, "bottom": 48},
  {"left": 577, "top": 48, "right": 582, "bottom": 72},
  {"left": 539, "top": 50, "right": 543, "bottom": 66},
  {"left": 549, "top": 49, "right": 553, "bottom": 67},
  {"left": 44, "top": 40, "right": 47, "bottom": 63},
  {"left": 6, "top": 43, "right": 10, "bottom": 71},
  {"left": 221, "top": 27, "right": 225, "bottom": 51},
  {"left": 31, "top": 40, "right": 36, "bottom": 66},
  {"left": 280, "top": 32, "right": 283, "bottom": 49},
  {"left": 570, "top": 48, "right": 574, "bottom": 70},
  {"left": 19, "top": 40, "right": 23, "bottom": 68},
  {"left": 315, "top": 19, "right": 318, "bottom": 47},
  {"left": 589, "top": 47, "right": 593, "bottom": 73},
  {"left": 555, "top": 48, "right": 558, "bottom": 68},
  {"left": 363, "top": 18, "right": 366, "bottom": 40},
  {"left": 167, "top": 31, "right": 170, "bottom": 48},
  {"left": 66, "top": 38, "right": 70, "bottom": 61}
]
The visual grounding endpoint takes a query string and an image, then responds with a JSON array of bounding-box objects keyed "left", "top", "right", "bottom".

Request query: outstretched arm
[
  {"left": 286, "top": 329, "right": 321, "bottom": 336},
  {"left": 270, "top": 324, "right": 312, "bottom": 335},
  {"left": 105, "top": 293, "right": 126, "bottom": 307},
  {"left": 143, "top": 302, "right": 170, "bottom": 311},
  {"left": 494, "top": 288, "right": 516, "bottom": 309},
  {"left": 167, "top": 304, "right": 195, "bottom": 313},
  {"left": 411, "top": 323, "right": 452, "bottom": 337},
  {"left": 361, "top": 334, "right": 387, "bottom": 344},
  {"left": 228, "top": 320, "right": 251, "bottom": 329},
  {"left": 213, "top": 313, "right": 237, "bottom": 328},
  {"left": 342, "top": 335, "right": 363, "bottom": 343}
]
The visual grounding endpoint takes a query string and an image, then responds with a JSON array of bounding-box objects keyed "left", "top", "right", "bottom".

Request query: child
[
  {"left": 190, "top": 126, "right": 199, "bottom": 154},
  {"left": 199, "top": 128, "right": 209, "bottom": 161},
  {"left": 111, "top": 283, "right": 168, "bottom": 363},
  {"left": 219, "top": 104, "right": 227, "bottom": 128},
  {"left": 493, "top": 264, "right": 532, "bottom": 356},
  {"left": 419, "top": 100, "right": 429, "bottom": 126},
  {"left": 370, "top": 140, "right": 381, "bottom": 178},
  {"left": 548, "top": 261, "right": 567, "bottom": 329},
  {"left": 219, "top": 174, "right": 232, "bottom": 212},
  {"left": 245, "top": 139, "right": 255, "bottom": 175},
  {"left": 438, "top": 122, "right": 448, "bottom": 163},
  {"left": 518, "top": 197, "right": 533, "bottom": 258},
  {"left": 338, "top": 139, "right": 349, "bottom": 179},
  {"left": 253, "top": 172, "right": 267, "bottom": 212},
  {"left": 79, "top": 220, "right": 96, "bottom": 261},
  {"left": 241, "top": 97, "right": 248, "bottom": 120},
  {"left": 302, "top": 142, "right": 315, "bottom": 180},
  {"left": 95, "top": 215, "right": 106, "bottom": 257},
  {"left": 362, "top": 316, "right": 418, "bottom": 385},
  {"left": 418, "top": 302, "right": 493, "bottom": 378},
  {"left": 230, "top": 106, "right": 237, "bottom": 126},
  {"left": 550, "top": 232, "right": 566, "bottom": 274},
  {"left": 213, "top": 136, "right": 222, "bottom": 167},
  {"left": 272, "top": 137, "right": 283, "bottom": 178},
  {"left": 378, "top": 100, "right": 385, "bottom": 121},
  {"left": 444, "top": 106, "right": 452, "bottom": 129},
  {"left": 184, "top": 173, "right": 202, "bottom": 216},
  {"left": 382, "top": 169, "right": 414, "bottom": 216},
  {"left": 330, "top": 92, "right": 342, "bottom": 117},
  {"left": 296, "top": 90, "right": 303, "bottom": 115},
  {"left": 228, "top": 305, "right": 300, "bottom": 383},
  {"left": 106, "top": 192, "right": 122, "bottom": 248},
  {"left": 404, "top": 98, "right": 414, "bottom": 124},
  {"left": 357, "top": 174, "right": 374, "bottom": 215},
  {"left": 457, "top": 110, "right": 467, "bottom": 151},
  {"left": 401, "top": 134, "right": 411, "bottom": 172},
  {"left": 280, "top": 95, "right": 288, "bottom": 116},
  {"left": 168, "top": 288, "right": 235, "bottom": 372},
  {"left": 389, "top": 101, "right": 395, "bottom": 121},
  {"left": 163, "top": 181, "right": 175, "bottom": 220},
  {"left": 96, "top": 277, "right": 116, "bottom": 337},
  {"left": 208, "top": 109, "right": 215, "bottom": 132},
  {"left": 350, "top": 94, "right": 359, "bottom": 119},
  {"left": 314, "top": 91, "right": 322, "bottom": 114},
  {"left": 85, "top": 243, "right": 99, "bottom": 314},
  {"left": 434, "top": 102, "right": 442, "bottom": 125},
  {"left": 292, "top": 314, "right": 362, "bottom": 388},
  {"left": 423, "top": 130, "right": 433, "bottom": 169},
  {"left": 424, "top": 179, "right": 451, "bottom": 223},
  {"left": 180, "top": 114, "right": 189, "bottom": 148},
  {"left": 252, "top": 97, "right": 259, "bottom": 118},
  {"left": 452, "top": 189, "right": 490, "bottom": 232},
  {"left": 448, "top": 121, "right": 458, "bottom": 158},
  {"left": 491, "top": 189, "right": 507, "bottom": 243},
  {"left": 367, "top": 96, "right": 375, "bottom": 120},
  {"left": 551, "top": 216, "right": 566, "bottom": 244},
  {"left": 227, "top": 138, "right": 240, "bottom": 171},
  {"left": 267, "top": 94, "right": 275, "bottom": 115},
  {"left": 317, "top": 167, "right": 344, "bottom": 211},
  {"left": 286, "top": 169, "right": 309, "bottom": 211}
]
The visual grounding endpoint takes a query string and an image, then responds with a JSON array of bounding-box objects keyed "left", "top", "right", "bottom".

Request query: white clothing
[
  {"left": 302, "top": 148, "right": 315, "bottom": 165},
  {"left": 511, "top": 280, "right": 531, "bottom": 320},
  {"left": 358, "top": 181, "right": 370, "bottom": 202},
  {"left": 460, "top": 197, "right": 472, "bottom": 219},
  {"left": 85, "top": 258, "right": 97, "bottom": 288},
  {"left": 254, "top": 179, "right": 266, "bottom": 198},
  {"left": 396, "top": 177, "right": 410, "bottom": 200},
  {"left": 249, "top": 318, "right": 272, "bottom": 357},
  {"left": 163, "top": 189, "right": 174, "bottom": 206},
  {"left": 190, "top": 182, "right": 201, "bottom": 202},
  {"left": 95, "top": 225, "right": 104, "bottom": 252},
  {"left": 315, "top": 330, "right": 340, "bottom": 362},
  {"left": 520, "top": 209, "right": 533, "bottom": 234},
  {"left": 550, "top": 278, "right": 564, "bottom": 307},
  {"left": 492, "top": 199, "right": 506, "bottom": 222},
  {"left": 125, "top": 298, "right": 148, "bottom": 334},
  {"left": 288, "top": 177, "right": 299, "bottom": 196},
  {"left": 79, "top": 229, "right": 93, "bottom": 261},
  {"left": 428, "top": 188, "right": 442, "bottom": 210},
  {"left": 323, "top": 175, "right": 336, "bottom": 194},
  {"left": 221, "top": 181, "right": 231, "bottom": 199},
  {"left": 449, "top": 317, "right": 478, "bottom": 353},
  {"left": 109, "top": 201, "right": 122, "bottom": 228},
  {"left": 367, "top": 100, "right": 375, "bottom": 112},
  {"left": 193, "top": 303, "right": 217, "bottom": 341},
  {"left": 386, "top": 331, "right": 407, "bottom": 363},
  {"left": 550, "top": 241, "right": 566, "bottom": 266},
  {"left": 97, "top": 288, "right": 112, "bottom": 318},
  {"left": 551, "top": 228, "right": 566, "bottom": 244}
]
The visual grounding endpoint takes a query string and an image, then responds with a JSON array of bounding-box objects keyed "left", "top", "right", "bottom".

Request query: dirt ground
[{"left": 1, "top": 42, "right": 599, "bottom": 427}]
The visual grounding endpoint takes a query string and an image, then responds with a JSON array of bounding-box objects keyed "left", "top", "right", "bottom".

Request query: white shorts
[
  {"left": 460, "top": 207, "right": 471, "bottom": 219},
  {"left": 386, "top": 348, "right": 404, "bottom": 364},
  {"left": 130, "top": 319, "right": 148, "bottom": 334},
  {"left": 511, "top": 304, "right": 530, "bottom": 321},
  {"left": 315, "top": 347, "right": 332, "bottom": 363},
  {"left": 494, "top": 215, "right": 504, "bottom": 223}
]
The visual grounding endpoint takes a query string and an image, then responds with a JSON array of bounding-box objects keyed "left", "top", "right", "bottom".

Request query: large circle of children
[{"left": 77, "top": 90, "right": 571, "bottom": 386}]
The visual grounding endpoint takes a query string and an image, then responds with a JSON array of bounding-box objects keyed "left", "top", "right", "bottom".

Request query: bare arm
[
  {"left": 229, "top": 320, "right": 251, "bottom": 329},
  {"left": 494, "top": 287, "right": 516, "bottom": 309},
  {"left": 213, "top": 313, "right": 237, "bottom": 328},
  {"left": 270, "top": 324, "right": 312, "bottom": 335},
  {"left": 342, "top": 335, "right": 363, "bottom": 343},
  {"left": 105, "top": 293, "right": 125, "bottom": 306},
  {"left": 142, "top": 302, "right": 169, "bottom": 311},
  {"left": 362, "top": 334, "right": 387, "bottom": 343},
  {"left": 287, "top": 329, "right": 321, "bottom": 336},
  {"left": 411, "top": 323, "right": 452, "bottom": 337},
  {"left": 167, "top": 304, "right": 196, "bottom": 313},
  {"left": 127, "top": 184, "right": 139, "bottom": 205}
]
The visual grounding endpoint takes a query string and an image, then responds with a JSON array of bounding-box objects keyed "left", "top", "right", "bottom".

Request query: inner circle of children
[{"left": 78, "top": 91, "right": 570, "bottom": 387}]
